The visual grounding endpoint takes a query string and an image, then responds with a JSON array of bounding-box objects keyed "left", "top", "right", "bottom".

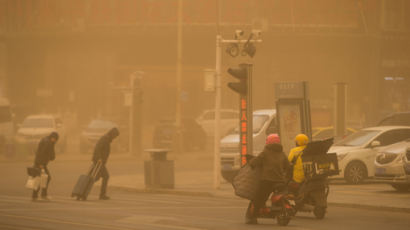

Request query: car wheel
[
  {"left": 344, "top": 162, "right": 367, "bottom": 185},
  {"left": 276, "top": 215, "right": 291, "bottom": 226},
  {"left": 391, "top": 184, "right": 410, "bottom": 192}
]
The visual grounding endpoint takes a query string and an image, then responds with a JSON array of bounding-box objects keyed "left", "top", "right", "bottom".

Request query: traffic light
[
  {"left": 227, "top": 63, "right": 253, "bottom": 166},
  {"left": 227, "top": 63, "right": 249, "bottom": 95}
]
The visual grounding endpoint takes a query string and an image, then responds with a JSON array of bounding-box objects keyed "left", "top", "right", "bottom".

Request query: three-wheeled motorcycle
[{"left": 289, "top": 138, "right": 339, "bottom": 219}]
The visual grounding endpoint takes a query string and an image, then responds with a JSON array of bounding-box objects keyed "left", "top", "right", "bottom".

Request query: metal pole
[
  {"left": 129, "top": 75, "right": 136, "bottom": 156},
  {"left": 334, "top": 82, "right": 347, "bottom": 140},
  {"left": 175, "top": 0, "right": 183, "bottom": 153},
  {"left": 214, "top": 35, "right": 222, "bottom": 189}
]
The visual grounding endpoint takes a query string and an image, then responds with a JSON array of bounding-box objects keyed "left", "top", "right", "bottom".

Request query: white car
[
  {"left": 328, "top": 126, "right": 410, "bottom": 184},
  {"left": 15, "top": 114, "right": 67, "bottom": 154},
  {"left": 0, "top": 98, "right": 14, "bottom": 151},
  {"left": 196, "top": 109, "right": 239, "bottom": 137},
  {"left": 220, "top": 109, "right": 278, "bottom": 182},
  {"left": 374, "top": 139, "right": 410, "bottom": 191}
]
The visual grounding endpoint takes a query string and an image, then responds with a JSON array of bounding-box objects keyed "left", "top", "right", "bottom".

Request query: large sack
[{"left": 232, "top": 164, "right": 260, "bottom": 200}]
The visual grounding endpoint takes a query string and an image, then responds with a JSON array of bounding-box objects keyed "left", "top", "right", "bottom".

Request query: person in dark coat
[
  {"left": 245, "top": 134, "right": 290, "bottom": 224},
  {"left": 32, "top": 132, "right": 59, "bottom": 201},
  {"left": 92, "top": 127, "right": 119, "bottom": 200}
]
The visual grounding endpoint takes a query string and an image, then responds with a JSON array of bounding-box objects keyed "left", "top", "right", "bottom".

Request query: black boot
[
  {"left": 99, "top": 195, "right": 110, "bottom": 200},
  {"left": 245, "top": 202, "right": 258, "bottom": 224}
]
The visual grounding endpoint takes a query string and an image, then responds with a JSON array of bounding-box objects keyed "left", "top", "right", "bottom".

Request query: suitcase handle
[{"left": 89, "top": 161, "right": 102, "bottom": 179}]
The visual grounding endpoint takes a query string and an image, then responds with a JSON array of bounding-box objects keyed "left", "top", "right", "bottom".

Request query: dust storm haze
[
  {"left": 0, "top": 1, "right": 410, "bottom": 229},
  {"left": 0, "top": 0, "right": 409, "bottom": 155}
]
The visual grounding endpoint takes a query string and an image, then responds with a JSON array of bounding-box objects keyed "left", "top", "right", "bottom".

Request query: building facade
[{"left": 0, "top": 0, "right": 409, "bottom": 129}]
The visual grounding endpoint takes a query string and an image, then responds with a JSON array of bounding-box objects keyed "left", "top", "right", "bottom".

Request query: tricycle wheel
[
  {"left": 313, "top": 206, "right": 326, "bottom": 219},
  {"left": 276, "top": 216, "right": 290, "bottom": 226}
]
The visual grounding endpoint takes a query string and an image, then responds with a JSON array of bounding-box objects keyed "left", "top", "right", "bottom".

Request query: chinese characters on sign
[{"left": 240, "top": 97, "right": 248, "bottom": 166}]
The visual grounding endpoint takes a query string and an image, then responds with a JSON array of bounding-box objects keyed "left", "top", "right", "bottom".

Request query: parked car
[
  {"left": 15, "top": 114, "right": 66, "bottom": 154},
  {"left": 312, "top": 127, "right": 356, "bottom": 141},
  {"left": 374, "top": 139, "right": 410, "bottom": 191},
  {"left": 220, "top": 109, "right": 278, "bottom": 182},
  {"left": 328, "top": 126, "right": 410, "bottom": 184},
  {"left": 80, "top": 119, "right": 119, "bottom": 154},
  {"left": 378, "top": 112, "right": 410, "bottom": 126},
  {"left": 196, "top": 109, "right": 239, "bottom": 137},
  {"left": 0, "top": 98, "right": 14, "bottom": 153},
  {"left": 152, "top": 118, "right": 206, "bottom": 152}
]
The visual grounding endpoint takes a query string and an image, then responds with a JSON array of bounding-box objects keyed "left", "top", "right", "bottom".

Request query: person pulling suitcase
[{"left": 92, "top": 127, "right": 119, "bottom": 200}]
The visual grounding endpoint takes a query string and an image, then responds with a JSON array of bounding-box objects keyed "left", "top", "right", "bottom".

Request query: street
[
  {"left": 1, "top": 156, "right": 410, "bottom": 230},
  {"left": 1, "top": 191, "right": 410, "bottom": 230}
]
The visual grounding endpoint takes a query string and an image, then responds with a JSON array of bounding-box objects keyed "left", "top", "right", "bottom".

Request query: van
[
  {"left": 0, "top": 98, "right": 14, "bottom": 152},
  {"left": 220, "top": 109, "right": 278, "bottom": 182}
]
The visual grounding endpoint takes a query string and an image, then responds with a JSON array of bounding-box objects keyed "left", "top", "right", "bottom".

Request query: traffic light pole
[
  {"left": 213, "top": 36, "right": 261, "bottom": 189},
  {"left": 214, "top": 35, "right": 222, "bottom": 189},
  {"left": 130, "top": 72, "right": 143, "bottom": 157}
]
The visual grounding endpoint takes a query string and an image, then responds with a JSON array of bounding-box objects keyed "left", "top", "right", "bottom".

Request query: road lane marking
[
  {"left": 0, "top": 213, "right": 141, "bottom": 230},
  {"left": 0, "top": 205, "right": 244, "bottom": 212},
  {"left": 144, "top": 223, "right": 206, "bottom": 230},
  {"left": 0, "top": 194, "right": 244, "bottom": 209},
  {"left": 0, "top": 212, "right": 209, "bottom": 230},
  {"left": 0, "top": 223, "right": 47, "bottom": 230}
]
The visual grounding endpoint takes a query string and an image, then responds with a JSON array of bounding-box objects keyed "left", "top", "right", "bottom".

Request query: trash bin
[{"left": 144, "top": 149, "right": 174, "bottom": 189}]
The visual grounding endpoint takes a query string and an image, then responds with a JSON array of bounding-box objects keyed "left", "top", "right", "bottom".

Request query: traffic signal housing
[
  {"left": 227, "top": 63, "right": 250, "bottom": 95},
  {"left": 227, "top": 63, "right": 253, "bottom": 166}
]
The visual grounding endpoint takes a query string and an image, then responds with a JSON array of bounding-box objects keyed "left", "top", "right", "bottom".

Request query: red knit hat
[{"left": 266, "top": 134, "right": 280, "bottom": 144}]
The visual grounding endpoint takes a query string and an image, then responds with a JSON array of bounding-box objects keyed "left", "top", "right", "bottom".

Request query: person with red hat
[{"left": 245, "top": 134, "right": 290, "bottom": 224}]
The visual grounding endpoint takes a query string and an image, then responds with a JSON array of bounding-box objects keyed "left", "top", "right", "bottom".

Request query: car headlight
[{"left": 337, "top": 153, "right": 348, "bottom": 161}]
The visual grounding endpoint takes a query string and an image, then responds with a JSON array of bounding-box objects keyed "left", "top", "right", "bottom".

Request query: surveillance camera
[
  {"left": 226, "top": 43, "right": 240, "bottom": 57},
  {"left": 251, "top": 29, "right": 262, "bottom": 39},
  {"left": 235, "top": 30, "right": 244, "bottom": 39}
]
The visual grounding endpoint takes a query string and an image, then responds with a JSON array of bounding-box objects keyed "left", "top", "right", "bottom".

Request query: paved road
[
  {"left": 1, "top": 191, "right": 410, "bottom": 230},
  {"left": 1, "top": 157, "right": 410, "bottom": 230}
]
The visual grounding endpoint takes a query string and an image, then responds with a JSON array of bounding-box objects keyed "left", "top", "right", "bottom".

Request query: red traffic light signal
[{"left": 227, "top": 63, "right": 250, "bottom": 95}]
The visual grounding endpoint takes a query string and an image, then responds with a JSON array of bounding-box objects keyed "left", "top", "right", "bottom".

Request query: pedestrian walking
[
  {"left": 32, "top": 132, "right": 59, "bottom": 201},
  {"left": 92, "top": 127, "right": 119, "bottom": 200}
]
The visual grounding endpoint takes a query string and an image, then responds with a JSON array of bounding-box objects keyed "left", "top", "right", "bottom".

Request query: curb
[
  {"left": 108, "top": 185, "right": 410, "bottom": 213},
  {"left": 327, "top": 202, "right": 410, "bottom": 213},
  {"left": 107, "top": 185, "right": 214, "bottom": 197}
]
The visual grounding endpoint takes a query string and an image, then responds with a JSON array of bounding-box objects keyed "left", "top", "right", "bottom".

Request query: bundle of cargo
[
  {"left": 232, "top": 155, "right": 260, "bottom": 200},
  {"left": 302, "top": 138, "right": 339, "bottom": 180}
]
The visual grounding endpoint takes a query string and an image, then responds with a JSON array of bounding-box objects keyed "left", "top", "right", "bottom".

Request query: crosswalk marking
[{"left": 0, "top": 194, "right": 245, "bottom": 213}]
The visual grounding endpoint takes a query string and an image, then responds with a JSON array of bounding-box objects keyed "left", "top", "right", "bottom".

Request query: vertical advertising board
[
  {"left": 275, "top": 82, "right": 311, "bottom": 154},
  {"left": 278, "top": 103, "right": 303, "bottom": 155}
]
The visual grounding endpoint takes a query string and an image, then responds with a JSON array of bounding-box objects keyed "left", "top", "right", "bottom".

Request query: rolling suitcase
[{"left": 71, "top": 162, "right": 102, "bottom": 201}]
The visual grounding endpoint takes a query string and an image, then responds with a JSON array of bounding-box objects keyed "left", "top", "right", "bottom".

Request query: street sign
[
  {"left": 274, "top": 82, "right": 309, "bottom": 99},
  {"left": 203, "top": 69, "right": 215, "bottom": 92},
  {"left": 124, "top": 92, "right": 132, "bottom": 107}
]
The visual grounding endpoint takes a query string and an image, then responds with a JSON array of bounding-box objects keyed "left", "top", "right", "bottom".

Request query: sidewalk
[{"left": 109, "top": 170, "right": 410, "bottom": 212}]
